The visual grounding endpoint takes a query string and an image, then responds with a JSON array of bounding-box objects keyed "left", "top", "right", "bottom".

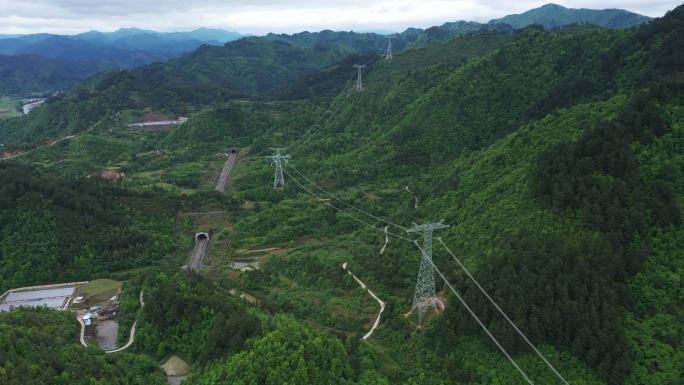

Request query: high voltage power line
[
  {"left": 289, "top": 85, "right": 353, "bottom": 155},
  {"left": 287, "top": 74, "right": 356, "bottom": 155},
  {"left": 288, "top": 162, "right": 407, "bottom": 231},
  {"left": 426, "top": 249, "right": 537, "bottom": 385},
  {"left": 267, "top": 45, "right": 571, "bottom": 384},
  {"left": 437, "top": 237, "right": 570, "bottom": 385},
  {"left": 283, "top": 167, "right": 538, "bottom": 384},
  {"left": 287, "top": 53, "right": 385, "bottom": 156},
  {"left": 282, "top": 167, "right": 414, "bottom": 243},
  {"left": 285, "top": 157, "right": 569, "bottom": 384},
  {"left": 267, "top": 54, "right": 386, "bottom": 189},
  {"left": 0, "top": 118, "right": 105, "bottom": 162}
]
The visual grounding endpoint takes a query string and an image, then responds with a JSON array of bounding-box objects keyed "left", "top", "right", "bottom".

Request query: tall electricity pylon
[
  {"left": 385, "top": 37, "right": 393, "bottom": 61},
  {"left": 266, "top": 149, "right": 290, "bottom": 189},
  {"left": 407, "top": 220, "right": 449, "bottom": 326},
  {"left": 353, "top": 64, "right": 366, "bottom": 91}
]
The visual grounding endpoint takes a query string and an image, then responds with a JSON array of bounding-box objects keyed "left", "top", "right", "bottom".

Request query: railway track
[
  {"left": 215, "top": 149, "right": 238, "bottom": 192},
  {"left": 188, "top": 232, "right": 210, "bottom": 272}
]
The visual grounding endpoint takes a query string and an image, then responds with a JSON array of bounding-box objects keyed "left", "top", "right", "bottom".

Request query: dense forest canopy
[
  {"left": 0, "top": 308, "right": 167, "bottom": 385},
  {"left": 0, "top": 3, "right": 682, "bottom": 385},
  {"left": 0, "top": 162, "right": 175, "bottom": 292}
]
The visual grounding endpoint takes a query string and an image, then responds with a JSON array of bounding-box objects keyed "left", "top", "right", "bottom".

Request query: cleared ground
[
  {"left": 161, "top": 356, "right": 190, "bottom": 376},
  {"left": 77, "top": 279, "right": 122, "bottom": 305},
  {"left": 0, "top": 96, "right": 21, "bottom": 119}
]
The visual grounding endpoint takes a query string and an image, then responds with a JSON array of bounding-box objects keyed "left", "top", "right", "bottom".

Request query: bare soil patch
[{"left": 161, "top": 356, "right": 190, "bottom": 376}]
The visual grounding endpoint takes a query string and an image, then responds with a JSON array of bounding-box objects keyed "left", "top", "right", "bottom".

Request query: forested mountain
[
  {"left": 0, "top": 4, "right": 650, "bottom": 96},
  {"left": 490, "top": 3, "right": 652, "bottom": 29},
  {"left": 164, "top": 6, "right": 681, "bottom": 383},
  {"left": 0, "top": 37, "right": 355, "bottom": 146},
  {"left": 11, "top": 36, "right": 160, "bottom": 62},
  {"left": 0, "top": 28, "right": 242, "bottom": 94},
  {"left": 0, "top": 3, "right": 682, "bottom": 385},
  {"left": 0, "top": 26, "right": 517, "bottom": 146},
  {"left": 0, "top": 55, "right": 102, "bottom": 95},
  {"left": 0, "top": 3, "right": 652, "bottom": 101},
  {"left": 0, "top": 162, "right": 175, "bottom": 293},
  {"left": 262, "top": 21, "right": 489, "bottom": 54},
  {"left": 266, "top": 2, "right": 651, "bottom": 54}
]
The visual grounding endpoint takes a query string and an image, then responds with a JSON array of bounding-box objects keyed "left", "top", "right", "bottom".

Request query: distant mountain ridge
[
  {"left": 0, "top": 4, "right": 652, "bottom": 95},
  {"left": 74, "top": 27, "right": 242, "bottom": 46},
  {"left": 0, "top": 28, "right": 243, "bottom": 95},
  {"left": 489, "top": 3, "right": 651, "bottom": 29},
  {"left": 110, "top": 2, "right": 653, "bottom": 102},
  {"left": 0, "top": 27, "right": 243, "bottom": 57}
]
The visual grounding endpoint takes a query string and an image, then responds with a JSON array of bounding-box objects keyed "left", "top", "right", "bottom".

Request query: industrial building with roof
[{"left": 0, "top": 286, "right": 76, "bottom": 312}]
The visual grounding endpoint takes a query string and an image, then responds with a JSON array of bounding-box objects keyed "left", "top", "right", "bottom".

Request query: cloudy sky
[{"left": 0, "top": 0, "right": 680, "bottom": 35}]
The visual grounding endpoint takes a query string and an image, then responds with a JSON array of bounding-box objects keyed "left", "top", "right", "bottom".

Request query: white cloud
[{"left": 0, "top": 0, "right": 679, "bottom": 35}]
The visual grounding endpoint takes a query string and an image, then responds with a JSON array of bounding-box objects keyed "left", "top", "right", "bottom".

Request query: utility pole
[
  {"left": 407, "top": 220, "right": 449, "bottom": 326},
  {"left": 353, "top": 64, "right": 366, "bottom": 91},
  {"left": 266, "top": 149, "right": 290, "bottom": 189},
  {"left": 385, "top": 36, "right": 393, "bottom": 61}
]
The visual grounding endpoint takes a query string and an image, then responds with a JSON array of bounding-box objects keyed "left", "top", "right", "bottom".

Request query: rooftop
[{"left": 0, "top": 286, "right": 77, "bottom": 312}]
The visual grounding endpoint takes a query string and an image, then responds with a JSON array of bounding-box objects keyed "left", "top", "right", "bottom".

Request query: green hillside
[
  {"left": 0, "top": 54, "right": 103, "bottom": 95},
  {"left": 0, "top": 25, "right": 522, "bottom": 149},
  {"left": 0, "top": 162, "right": 176, "bottom": 292},
  {"left": 0, "top": 4, "right": 682, "bottom": 385},
  {"left": 0, "top": 3, "right": 654, "bottom": 148}
]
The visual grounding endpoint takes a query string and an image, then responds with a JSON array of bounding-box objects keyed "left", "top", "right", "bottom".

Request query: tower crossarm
[{"left": 406, "top": 219, "right": 449, "bottom": 235}]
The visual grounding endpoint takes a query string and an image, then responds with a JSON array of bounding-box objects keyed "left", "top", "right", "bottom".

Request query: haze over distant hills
[
  {"left": 0, "top": 28, "right": 242, "bottom": 49},
  {"left": 0, "top": 27, "right": 243, "bottom": 58},
  {"left": 0, "top": 4, "right": 652, "bottom": 96},
  {"left": 0, "top": 28, "right": 243, "bottom": 95}
]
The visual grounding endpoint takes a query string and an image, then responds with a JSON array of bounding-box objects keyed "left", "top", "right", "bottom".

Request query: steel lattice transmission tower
[
  {"left": 353, "top": 64, "right": 366, "bottom": 91},
  {"left": 385, "top": 37, "right": 393, "bottom": 61},
  {"left": 266, "top": 149, "right": 290, "bottom": 189},
  {"left": 407, "top": 220, "right": 449, "bottom": 325}
]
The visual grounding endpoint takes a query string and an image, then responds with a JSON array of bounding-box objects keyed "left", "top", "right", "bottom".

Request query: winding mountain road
[{"left": 342, "top": 262, "right": 386, "bottom": 340}]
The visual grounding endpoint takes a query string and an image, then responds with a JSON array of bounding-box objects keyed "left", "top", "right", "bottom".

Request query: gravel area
[{"left": 96, "top": 320, "right": 119, "bottom": 350}]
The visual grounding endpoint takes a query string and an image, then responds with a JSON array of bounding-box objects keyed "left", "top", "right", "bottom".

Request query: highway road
[
  {"left": 189, "top": 233, "right": 210, "bottom": 272},
  {"left": 215, "top": 150, "right": 238, "bottom": 193}
]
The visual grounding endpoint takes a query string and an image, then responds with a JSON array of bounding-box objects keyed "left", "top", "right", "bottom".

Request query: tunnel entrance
[{"left": 195, "top": 232, "right": 209, "bottom": 242}]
